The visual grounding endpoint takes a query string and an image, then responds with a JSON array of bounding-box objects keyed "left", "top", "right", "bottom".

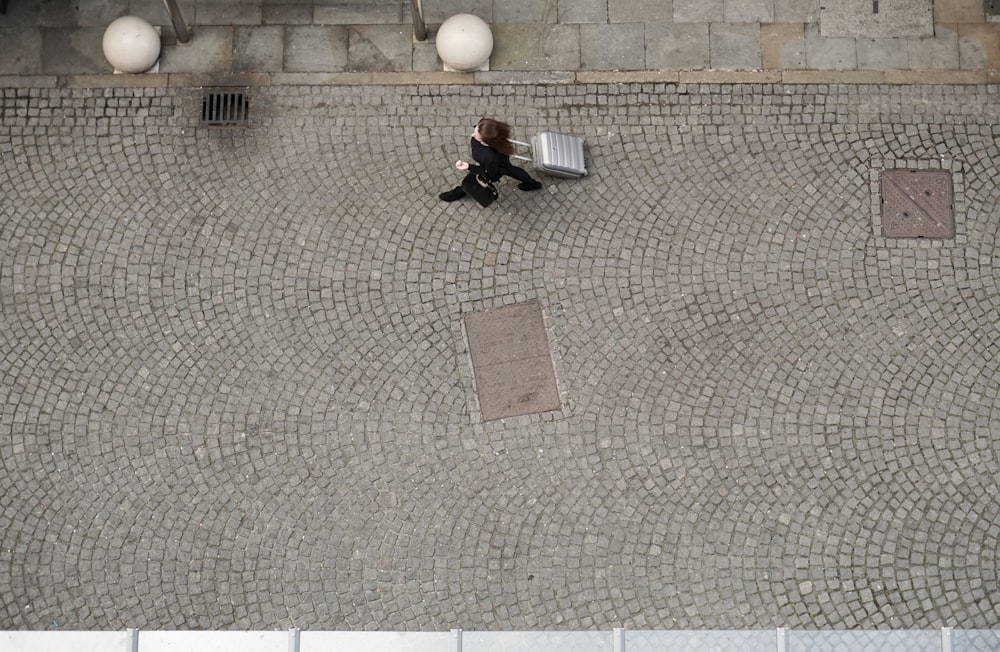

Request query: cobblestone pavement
[{"left": 1, "top": 82, "right": 999, "bottom": 631}]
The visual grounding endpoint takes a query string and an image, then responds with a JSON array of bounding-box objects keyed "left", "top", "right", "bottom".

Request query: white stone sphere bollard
[
  {"left": 436, "top": 13, "right": 493, "bottom": 72},
  {"left": 102, "top": 16, "right": 160, "bottom": 74}
]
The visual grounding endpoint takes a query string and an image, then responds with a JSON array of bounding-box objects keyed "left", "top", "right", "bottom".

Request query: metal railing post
[
  {"left": 163, "top": 0, "right": 192, "bottom": 43},
  {"left": 412, "top": 0, "right": 428, "bottom": 41},
  {"left": 612, "top": 627, "right": 625, "bottom": 652},
  {"left": 126, "top": 628, "right": 139, "bottom": 652}
]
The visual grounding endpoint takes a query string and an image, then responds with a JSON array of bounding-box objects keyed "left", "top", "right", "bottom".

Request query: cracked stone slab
[{"left": 348, "top": 25, "right": 412, "bottom": 72}]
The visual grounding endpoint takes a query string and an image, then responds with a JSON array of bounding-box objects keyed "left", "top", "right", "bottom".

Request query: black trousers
[
  {"left": 495, "top": 161, "right": 535, "bottom": 184},
  {"left": 446, "top": 162, "right": 537, "bottom": 197}
]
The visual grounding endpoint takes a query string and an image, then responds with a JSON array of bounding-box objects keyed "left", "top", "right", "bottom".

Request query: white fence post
[
  {"left": 126, "top": 628, "right": 139, "bottom": 652},
  {"left": 452, "top": 628, "right": 462, "bottom": 652},
  {"left": 776, "top": 627, "right": 787, "bottom": 652}
]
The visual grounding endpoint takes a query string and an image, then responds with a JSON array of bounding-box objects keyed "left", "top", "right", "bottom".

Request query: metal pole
[
  {"left": 411, "top": 0, "right": 428, "bottom": 41},
  {"left": 612, "top": 628, "right": 625, "bottom": 652},
  {"left": 126, "top": 628, "right": 139, "bottom": 652},
  {"left": 163, "top": 0, "right": 192, "bottom": 44}
]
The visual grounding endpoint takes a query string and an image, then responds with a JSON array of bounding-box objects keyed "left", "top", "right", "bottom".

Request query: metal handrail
[
  {"left": 412, "top": 0, "right": 427, "bottom": 41},
  {"left": 3, "top": 627, "right": 995, "bottom": 651},
  {"left": 162, "top": 0, "right": 192, "bottom": 44}
]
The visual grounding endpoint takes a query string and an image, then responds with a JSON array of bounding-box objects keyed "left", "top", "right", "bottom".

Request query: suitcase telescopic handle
[{"left": 508, "top": 139, "right": 533, "bottom": 162}]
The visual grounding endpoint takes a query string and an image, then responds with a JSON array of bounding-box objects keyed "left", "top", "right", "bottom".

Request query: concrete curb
[{"left": 3, "top": 69, "right": 1000, "bottom": 89}]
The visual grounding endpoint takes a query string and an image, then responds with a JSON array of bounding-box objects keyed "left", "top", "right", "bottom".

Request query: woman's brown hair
[{"left": 477, "top": 118, "right": 515, "bottom": 155}]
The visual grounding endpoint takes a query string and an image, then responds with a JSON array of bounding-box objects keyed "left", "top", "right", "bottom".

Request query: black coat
[{"left": 469, "top": 138, "right": 512, "bottom": 182}]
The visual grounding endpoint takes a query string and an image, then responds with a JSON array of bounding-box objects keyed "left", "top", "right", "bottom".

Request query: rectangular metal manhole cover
[
  {"left": 464, "top": 300, "right": 560, "bottom": 422},
  {"left": 881, "top": 169, "right": 954, "bottom": 238},
  {"left": 201, "top": 89, "right": 250, "bottom": 126}
]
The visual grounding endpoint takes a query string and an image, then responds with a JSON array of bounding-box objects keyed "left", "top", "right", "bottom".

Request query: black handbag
[{"left": 461, "top": 172, "right": 499, "bottom": 207}]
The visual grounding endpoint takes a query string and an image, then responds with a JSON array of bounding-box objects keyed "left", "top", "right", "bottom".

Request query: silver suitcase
[{"left": 511, "top": 131, "right": 587, "bottom": 179}]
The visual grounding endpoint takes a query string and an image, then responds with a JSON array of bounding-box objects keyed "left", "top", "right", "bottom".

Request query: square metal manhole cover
[
  {"left": 881, "top": 169, "right": 954, "bottom": 238},
  {"left": 464, "top": 300, "right": 560, "bottom": 422}
]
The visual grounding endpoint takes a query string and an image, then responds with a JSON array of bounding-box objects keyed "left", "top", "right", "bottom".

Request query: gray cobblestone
[{"left": 1, "top": 82, "right": 999, "bottom": 631}]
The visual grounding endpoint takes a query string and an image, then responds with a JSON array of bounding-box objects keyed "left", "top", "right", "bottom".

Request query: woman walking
[{"left": 439, "top": 118, "right": 543, "bottom": 202}]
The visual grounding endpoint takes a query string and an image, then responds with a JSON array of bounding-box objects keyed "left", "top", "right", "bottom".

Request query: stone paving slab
[
  {"left": 645, "top": 23, "right": 711, "bottom": 70},
  {"left": 1, "top": 81, "right": 999, "bottom": 632},
  {"left": 233, "top": 26, "right": 285, "bottom": 73},
  {"left": 160, "top": 27, "right": 235, "bottom": 73},
  {"left": 804, "top": 23, "right": 858, "bottom": 70},
  {"left": 579, "top": 23, "right": 645, "bottom": 70},
  {"left": 959, "top": 23, "right": 1000, "bottom": 68},
  {"left": 936, "top": 0, "right": 985, "bottom": 22},
  {"left": 821, "top": 0, "right": 934, "bottom": 38},
  {"left": 709, "top": 22, "right": 762, "bottom": 70},
  {"left": 2, "top": 0, "right": 1000, "bottom": 77},
  {"left": 761, "top": 23, "right": 806, "bottom": 69},
  {"left": 284, "top": 25, "right": 350, "bottom": 72},
  {"left": 491, "top": 24, "right": 582, "bottom": 72}
]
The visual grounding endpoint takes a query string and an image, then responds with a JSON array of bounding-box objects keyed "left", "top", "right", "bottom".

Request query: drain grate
[
  {"left": 201, "top": 89, "right": 250, "bottom": 126},
  {"left": 881, "top": 169, "right": 954, "bottom": 238},
  {"left": 464, "top": 300, "right": 561, "bottom": 422}
]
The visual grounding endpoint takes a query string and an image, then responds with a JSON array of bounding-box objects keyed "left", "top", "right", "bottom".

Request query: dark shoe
[
  {"left": 439, "top": 187, "right": 466, "bottom": 202},
  {"left": 518, "top": 179, "right": 542, "bottom": 191}
]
